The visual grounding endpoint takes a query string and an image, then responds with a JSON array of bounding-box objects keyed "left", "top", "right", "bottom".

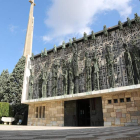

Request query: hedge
[{"left": 0, "top": 102, "right": 9, "bottom": 118}]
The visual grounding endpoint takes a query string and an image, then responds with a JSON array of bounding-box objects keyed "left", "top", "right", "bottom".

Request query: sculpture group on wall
[
  {"left": 28, "top": 13, "right": 140, "bottom": 99},
  {"left": 28, "top": 40, "right": 140, "bottom": 99},
  {"left": 105, "top": 44, "right": 115, "bottom": 88},
  {"left": 28, "top": 69, "right": 34, "bottom": 99},
  {"left": 123, "top": 41, "right": 140, "bottom": 85},
  {"left": 28, "top": 43, "right": 101, "bottom": 99}
]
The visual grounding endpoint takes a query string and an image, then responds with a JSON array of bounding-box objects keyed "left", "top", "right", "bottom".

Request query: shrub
[{"left": 0, "top": 102, "right": 9, "bottom": 118}]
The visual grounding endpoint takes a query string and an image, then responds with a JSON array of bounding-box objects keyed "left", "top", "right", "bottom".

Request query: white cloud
[
  {"left": 9, "top": 25, "right": 18, "bottom": 32},
  {"left": 22, "top": 29, "right": 27, "bottom": 33},
  {"left": 42, "top": 35, "right": 52, "bottom": 43},
  {"left": 43, "top": 0, "right": 132, "bottom": 44}
]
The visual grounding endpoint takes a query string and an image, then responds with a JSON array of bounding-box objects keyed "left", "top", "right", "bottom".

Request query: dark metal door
[
  {"left": 77, "top": 99, "right": 90, "bottom": 126},
  {"left": 90, "top": 97, "right": 104, "bottom": 126}
]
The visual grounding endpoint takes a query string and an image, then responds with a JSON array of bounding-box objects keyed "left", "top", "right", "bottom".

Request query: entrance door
[
  {"left": 64, "top": 97, "right": 104, "bottom": 126},
  {"left": 90, "top": 97, "right": 104, "bottom": 126},
  {"left": 77, "top": 99, "right": 90, "bottom": 126}
]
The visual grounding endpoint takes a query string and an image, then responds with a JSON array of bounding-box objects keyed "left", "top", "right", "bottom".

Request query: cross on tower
[{"left": 29, "top": 0, "right": 36, "bottom": 6}]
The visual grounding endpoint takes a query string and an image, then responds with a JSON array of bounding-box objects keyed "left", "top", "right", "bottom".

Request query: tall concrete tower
[
  {"left": 22, "top": 0, "right": 35, "bottom": 103},
  {"left": 23, "top": 0, "right": 35, "bottom": 57}
]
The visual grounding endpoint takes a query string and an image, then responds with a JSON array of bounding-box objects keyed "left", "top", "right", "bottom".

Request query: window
[
  {"left": 108, "top": 100, "right": 112, "bottom": 104},
  {"left": 126, "top": 97, "right": 131, "bottom": 102},
  {"left": 36, "top": 107, "right": 38, "bottom": 118},
  {"left": 114, "top": 99, "right": 118, "bottom": 103},
  {"left": 35, "top": 106, "right": 46, "bottom": 118},
  {"left": 39, "top": 106, "right": 42, "bottom": 118},
  {"left": 42, "top": 106, "right": 45, "bottom": 118},
  {"left": 120, "top": 98, "right": 124, "bottom": 103}
]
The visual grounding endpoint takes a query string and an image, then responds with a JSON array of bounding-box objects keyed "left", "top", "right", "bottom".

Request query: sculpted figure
[
  {"left": 91, "top": 31, "right": 95, "bottom": 40},
  {"left": 69, "top": 39, "right": 73, "bottom": 47},
  {"left": 72, "top": 43, "right": 79, "bottom": 77},
  {"left": 103, "top": 25, "right": 108, "bottom": 36},
  {"left": 53, "top": 45, "right": 57, "bottom": 53},
  {"left": 41, "top": 50, "right": 44, "bottom": 57},
  {"left": 62, "top": 41, "right": 66, "bottom": 49},
  {"left": 28, "top": 69, "right": 34, "bottom": 99},
  {"left": 123, "top": 43, "right": 134, "bottom": 85},
  {"left": 105, "top": 44, "right": 115, "bottom": 88},
  {"left": 68, "top": 60, "right": 74, "bottom": 94},
  {"left": 52, "top": 60, "right": 59, "bottom": 96},
  {"left": 84, "top": 32, "right": 88, "bottom": 41},
  {"left": 62, "top": 59, "right": 68, "bottom": 95},
  {"left": 127, "top": 17, "right": 131, "bottom": 28},
  {"left": 47, "top": 72, "right": 51, "bottom": 97},
  {"left": 30, "top": 53, "right": 34, "bottom": 61},
  {"left": 85, "top": 52, "right": 92, "bottom": 91},
  {"left": 131, "top": 41, "right": 140, "bottom": 84},
  {"left": 42, "top": 67, "right": 48, "bottom": 98},
  {"left": 44, "top": 48, "right": 47, "bottom": 57},
  {"left": 73, "top": 37, "right": 76, "bottom": 42},
  {"left": 72, "top": 43, "right": 79, "bottom": 93},
  {"left": 118, "top": 20, "right": 123, "bottom": 30},
  {"left": 92, "top": 52, "right": 100, "bottom": 90},
  {"left": 135, "top": 13, "right": 140, "bottom": 24},
  {"left": 38, "top": 70, "right": 43, "bottom": 98}
]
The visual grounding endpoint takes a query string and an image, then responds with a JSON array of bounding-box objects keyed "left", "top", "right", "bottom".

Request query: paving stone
[{"left": 0, "top": 126, "right": 140, "bottom": 140}]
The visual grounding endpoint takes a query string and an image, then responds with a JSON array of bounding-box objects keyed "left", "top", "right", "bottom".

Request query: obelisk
[
  {"left": 21, "top": 0, "right": 35, "bottom": 103},
  {"left": 23, "top": 0, "right": 35, "bottom": 57}
]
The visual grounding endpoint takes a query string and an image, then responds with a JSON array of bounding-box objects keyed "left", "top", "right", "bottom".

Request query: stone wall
[
  {"left": 28, "top": 101, "right": 64, "bottom": 126},
  {"left": 102, "top": 89, "right": 140, "bottom": 126},
  {"left": 28, "top": 89, "right": 140, "bottom": 127}
]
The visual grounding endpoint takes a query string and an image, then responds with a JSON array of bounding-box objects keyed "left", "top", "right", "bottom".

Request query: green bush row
[{"left": 0, "top": 102, "right": 9, "bottom": 118}]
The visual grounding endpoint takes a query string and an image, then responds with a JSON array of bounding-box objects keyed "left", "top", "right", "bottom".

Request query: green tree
[
  {"left": 10, "top": 56, "right": 26, "bottom": 105},
  {"left": 9, "top": 56, "right": 28, "bottom": 124},
  {"left": 0, "top": 70, "right": 10, "bottom": 102},
  {"left": 0, "top": 56, "right": 28, "bottom": 124}
]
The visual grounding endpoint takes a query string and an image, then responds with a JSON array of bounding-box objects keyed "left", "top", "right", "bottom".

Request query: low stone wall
[
  {"left": 28, "top": 101, "right": 64, "bottom": 126},
  {"left": 102, "top": 89, "right": 140, "bottom": 126}
]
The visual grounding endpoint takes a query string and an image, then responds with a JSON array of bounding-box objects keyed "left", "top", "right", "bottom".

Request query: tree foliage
[
  {"left": 0, "top": 56, "right": 26, "bottom": 104},
  {"left": 0, "top": 70, "right": 10, "bottom": 102},
  {"left": 9, "top": 56, "right": 26, "bottom": 104},
  {"left": 0, "top": 56, "right": 28, "bottom": 124}
]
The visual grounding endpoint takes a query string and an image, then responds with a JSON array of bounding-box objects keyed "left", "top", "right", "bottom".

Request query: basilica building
[{"left": 22, "top": 0, "right": 140, "bottom": 127}]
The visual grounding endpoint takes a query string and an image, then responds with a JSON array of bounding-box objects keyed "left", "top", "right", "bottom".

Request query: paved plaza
[{"left": 0, "top": 126, "right": 140, "bottom": 140}]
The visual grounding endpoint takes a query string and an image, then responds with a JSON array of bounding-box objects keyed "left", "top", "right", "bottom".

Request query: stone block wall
[
  {"left": 28, "top": 101, "right": 64, "bottom": 126},
  {"left": 102, "top": 89, "right": 140, "bottom": 126}
]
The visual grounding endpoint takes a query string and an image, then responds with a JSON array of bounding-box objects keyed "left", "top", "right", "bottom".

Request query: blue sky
[{"left": 0, "top": 0, "right": 140, "bottom": 74}]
